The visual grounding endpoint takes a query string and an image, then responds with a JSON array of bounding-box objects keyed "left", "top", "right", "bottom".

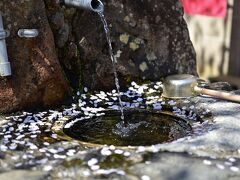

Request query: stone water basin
[
  {"left": 60, "top": 109, "right": 192, "bottom": 147},
  {"left": 0, "top": 82, "right": 240, "bottom": 179}
]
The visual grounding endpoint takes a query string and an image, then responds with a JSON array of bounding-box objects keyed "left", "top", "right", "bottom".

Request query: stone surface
[
  {"left": 0, "top": 0, "right": 70, "bottom": 113},
  {"left": 1, "top": 82, "right": 240, "bottom": 180},
  {"left": 0, "top": 0, "right": 196, "bottom": 112},
  {"left": 130, "top": 152, "right": 240, "bottom": 180},
  {"left": 153, "top": 97, "right": 240, "bottom": 158},
  {"left": 45, "top": 0, "right": 197, "bottom": 90},
  {"left": 45, "top": 0, "right": 80, "bottom": 90},
  {"left": 0, "top": 170, "right": 47, "bottom": 180}
]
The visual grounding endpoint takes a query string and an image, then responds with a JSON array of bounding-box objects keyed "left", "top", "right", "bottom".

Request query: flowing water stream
[{"left": 98, "top": 12, "right": 125, "bottom": 121}]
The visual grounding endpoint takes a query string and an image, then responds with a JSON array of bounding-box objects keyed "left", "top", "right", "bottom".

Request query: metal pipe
[
  {"left": 0, "top": 12, "right": 11, "bottom": 76},
  {"left": 18, "top": 29, "right": 39, "bottom": 38},
  {"left": 0, "top": 30, "right": 9, "bottom": 40},
  {"left": 60, "top": 0, "right": 104, "bottom": 13}
]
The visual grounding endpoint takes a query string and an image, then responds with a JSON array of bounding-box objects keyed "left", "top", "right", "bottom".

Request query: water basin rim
[
  {"left": 55, "top": 109, "right": 193, "bottom": 148},
  {"left": 63, "top": 109, "right": 192, "bottom": 128}
]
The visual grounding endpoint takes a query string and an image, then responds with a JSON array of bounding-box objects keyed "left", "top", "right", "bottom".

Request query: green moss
[
  {"left": 119, "top": 33, "right": 130, "bottom": 44},
  {"left": 129, "top": 42, "right": 139, "bottom": 51},
  {"left": 63, "top": 159, "right": 83, "bottom": 168},
  {"left": 100, "top": 154, "right": 132, "bottom": 169}
]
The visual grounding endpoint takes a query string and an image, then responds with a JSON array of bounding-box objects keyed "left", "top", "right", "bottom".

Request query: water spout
[
  {"left": 0, "top": 12, "right": 11, "bottom": 76},
  {"left": 60, "top": 0, "right": 104, "bottom": 13}
]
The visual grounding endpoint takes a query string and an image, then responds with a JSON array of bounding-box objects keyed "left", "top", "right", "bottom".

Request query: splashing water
[{"left": 98, "top": 12, "right": 125, "bottom": 121}]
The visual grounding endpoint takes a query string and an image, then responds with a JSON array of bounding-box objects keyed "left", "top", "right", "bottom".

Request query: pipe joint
[
  {"left": 0, "top": 30, "right": 9, "bottom": 40},
  {"left": 0, "top": 62, "right": 11, "bottom": 76}
]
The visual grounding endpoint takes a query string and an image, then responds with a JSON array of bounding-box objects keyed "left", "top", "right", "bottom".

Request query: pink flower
[{"left": 182, "top": 0, "right": 227, "bottom": 18}]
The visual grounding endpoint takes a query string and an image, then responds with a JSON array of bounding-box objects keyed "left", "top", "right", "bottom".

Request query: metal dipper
[{"left": 162, "top": 74, "right": 240, "bottom": 103}]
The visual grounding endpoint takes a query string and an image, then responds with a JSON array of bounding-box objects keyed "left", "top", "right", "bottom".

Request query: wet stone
[{"left": 0, "top": 81, "right": 240, "bottom": 179}]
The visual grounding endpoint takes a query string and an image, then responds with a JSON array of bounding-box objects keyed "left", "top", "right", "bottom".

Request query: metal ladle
[{"left": 162, "top": 74, "right": 240, "bottom": 103}]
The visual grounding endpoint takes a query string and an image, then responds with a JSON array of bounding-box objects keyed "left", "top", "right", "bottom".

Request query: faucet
[
  {"left": 0, "top": 1, "right": 104, "bottom": 77},
  {"left": 60, "top": 0, "right": 104, "bottom": 13},
  {"left": 0, "top": 12, "right": 11, "bottom": 76}
]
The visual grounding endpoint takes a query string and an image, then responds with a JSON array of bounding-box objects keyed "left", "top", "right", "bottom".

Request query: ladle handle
[{"left": 194, "top": 86, "right": 240, "bottom": 103}]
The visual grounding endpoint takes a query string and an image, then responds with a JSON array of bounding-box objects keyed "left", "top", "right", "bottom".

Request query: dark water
[
  {"left": 64, "top": 111, "right": 192, "bottom": 146},
  {"left": 98, "top": 12, "right": 125, "bottom": 121}
]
